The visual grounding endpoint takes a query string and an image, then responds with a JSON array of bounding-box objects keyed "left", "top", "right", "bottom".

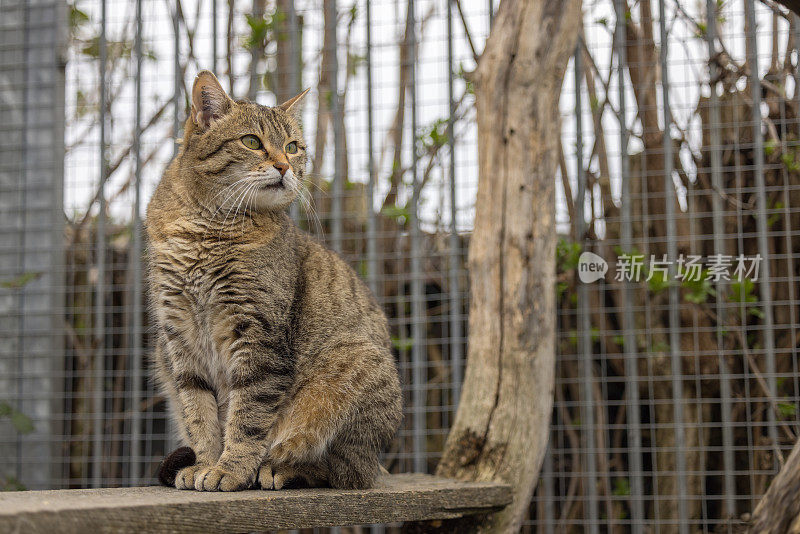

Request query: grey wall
[{"left": 0, "top": 0, "right": 66, "bottom": 490}]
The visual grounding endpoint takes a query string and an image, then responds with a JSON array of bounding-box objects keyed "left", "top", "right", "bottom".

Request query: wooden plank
[{"left": 0, "top": 474, "right": 511, "bottom": 533}]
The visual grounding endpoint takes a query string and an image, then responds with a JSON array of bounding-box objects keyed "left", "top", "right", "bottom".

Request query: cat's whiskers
[
  {"left": 208, "top": 179, "right": 251, "bottom": 217},
  {"left": 201, "top": 179, "right": 254, "bottom": 241},
  {"left": 217, "top": 180, "right": 258, "bottom": 241},
  {"left": 227, "top": 181, "right": 261, "bottom": 240},
  {"left": 241, "top": 182, "right": 262, "bottom": 237},
  {"left": 296, "top": 186, "right": 324, "bottom": 239}
]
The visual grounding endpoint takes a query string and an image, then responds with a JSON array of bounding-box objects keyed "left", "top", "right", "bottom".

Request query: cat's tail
[{"left": 157, "top": 446, "right": 196, "bottom": 486}]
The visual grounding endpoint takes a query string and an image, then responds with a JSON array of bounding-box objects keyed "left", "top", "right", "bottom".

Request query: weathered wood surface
[{"left": 0, "top": 473, "right": 511, "bottom": 533}]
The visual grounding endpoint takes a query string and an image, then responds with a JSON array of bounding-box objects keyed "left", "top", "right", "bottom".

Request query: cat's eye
[
  {"left": 285, "top": 141, "right": 298, "bottom": 154},
  {"left": 241, "top": 135, "right": 263, "bottom": 150}
]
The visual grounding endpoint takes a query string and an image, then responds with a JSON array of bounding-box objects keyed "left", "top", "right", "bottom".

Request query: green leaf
[
  {"left": 613, "top": 478, "right": 631, "bottom": 496},
  {"left": 730, "top": 278, "right": 757, "bottom": 303},
  {"left": 557, "top": 239, "right": 582, "bottom": 272},
  {"left": 651, "top": 341, "right": 670, "bottom": 353},
  {"left": 556, "top": 281, "right": 569, "bottom": 299},
  {"left": 347, "top": 53, "right": 366, "bottom": 76},
  {"left": 781, "top": 152, "right": 800, "bottom": 172},
  {"left": 69, "top": 4, "right": 90, "bottom": 30},
  {"left": 10, "top": 411, "right": 34, "bottom": 435},
  {"left": 768, "top": 201, "right": 784, "bottom": 228},
  {"left": 391, "top": 337, "right": 413, "bottom": 351},
  {"left": 1, "top": 272, "right": 42, "bottom": 290},
  {"left": 418, "top": 118, "right": 450, "bottom": 152},
  {"left": 694, "top": 22, "right": 707, "bottom": 38},
  {"left": 381, "top": 205, "right": 410, "bottom": 222},
  {"left": 681, "top": 269, "right": 715, "bottom": 303},
  {"left": 646, "top": 268, "right": 670, "bottom": 294},
  {"left": 778, "top": 402, "right": 797, "bottom": 419},
  {"left": 0, "top": 402, "right": 35, "bottom": 435},
  {"left": 457, "top": 64, "right": 475, "bottom": 95},
  {"left": 1, "top": 476, "right": 26, "bottom": 492},
  {"left": 568, "top": 330, "right": 578, "bottom": 347},
  {"left": 764, "top": 138, "right": 778, "bottom": 156}
]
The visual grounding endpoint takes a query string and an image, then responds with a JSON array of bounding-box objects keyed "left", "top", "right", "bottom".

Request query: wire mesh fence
[{"left": 1, "top": 0, "right": 799, "bottom": 531}]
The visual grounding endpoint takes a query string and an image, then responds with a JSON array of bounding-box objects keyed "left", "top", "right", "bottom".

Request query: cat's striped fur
[{"left": 146, "top": 71, "right": 402, "bottom": 491}]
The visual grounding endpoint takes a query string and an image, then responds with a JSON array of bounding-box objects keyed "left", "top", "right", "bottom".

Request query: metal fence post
[
  {"left": 92, "top": 0, "right": 108, "bottom": 489},
  {"left": 446, "top": 0, "right": 463, "bottom": 406},
  {"left": 408, "top": 0, "right": 426, "bottom": 475},
  {"left": 129, "top": 0, "right": 144, "bottom": 485},
  {"left": 614, "top": 1, "right": 645, "bottom": 529},
  {"left": 705, "top": 0, "right": 737, "bottom": 517},
  {"left": 745, "top": 0, "right": 780, "bottom": 467},
  {"left": 329, "top": 0, "right": 343, "bottom": 253}
]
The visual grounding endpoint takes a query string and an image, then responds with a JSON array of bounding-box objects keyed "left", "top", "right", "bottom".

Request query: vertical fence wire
[
  {"left": 172, "top": 0, "right": 181, "bottom": 158},
  {"left": 129, "top": 0, "right": 144, "bottom": 485},
  {"left": 745, "top": 0, "right": 780, "bottom": 467},
  {"left": 288, "top": 0, "right": 300, "bottom": 222},
  {"left": 167, "top": 0, "right": 182, "bottom": 455},
  {"left": 329, "top": 0, "right": 343, "bottom": 253},
  {"left": 705, "top": 0, "right": 737, "bottom": 517},
  {"left": 658, "top": 1, "right": 689, "bottom": 531},
  {"left": 365, "top": 0, "right": 378, "bottom": 296},
  {"left": 446, "top": 0, "right": 463, "bottom": 406},
  {"left": 212, "top": 0, "right": 218, "bottom": 73},
  {"left": 14, "top": 1, "right": 30, "bottom": 487},
  {"left": 408, "top": 0, "right": 426, "bottom": 474},
  {"left": 614, "top": 1, "right": 646, "bottom": 529},
  {"left": 91, "top": 0, "right": 108, "bottom": 489}
]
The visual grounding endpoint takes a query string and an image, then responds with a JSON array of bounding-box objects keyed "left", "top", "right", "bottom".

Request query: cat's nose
[{"left": 273, "top": 162, "right": 289, "bottom": 177}]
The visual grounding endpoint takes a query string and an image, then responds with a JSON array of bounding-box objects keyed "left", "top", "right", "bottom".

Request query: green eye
[
  {"left": 285, "top": 141, "right": 298, "bottom": 154},
  {"left": 241, "top": 135, "right": 262, "bottom": 150}
]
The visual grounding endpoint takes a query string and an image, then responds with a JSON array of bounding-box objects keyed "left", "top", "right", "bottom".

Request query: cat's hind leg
[
  {"left": 257, "top": 460, "right": 325, "bottom": 490},
  {"left": 267, "top": 343, "right": 401, "bottom": 489},
  {"left": 268, "top": 342, "right": 399, "bottom": 467}
]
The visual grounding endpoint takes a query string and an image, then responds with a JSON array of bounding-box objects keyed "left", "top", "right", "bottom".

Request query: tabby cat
[{"left": 146, "top": 70, "right": 402, "bottom": 492}]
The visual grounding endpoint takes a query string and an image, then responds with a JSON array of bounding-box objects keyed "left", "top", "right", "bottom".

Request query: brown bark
[
  {"left": 773, "top": 0, "right": 800, "bottom": 17},
  {"left": 748, "top": 437, "right": 800, "bottom": 533},
  {"left": 433, "top": 0, "right": 580, "bottom": 531}
]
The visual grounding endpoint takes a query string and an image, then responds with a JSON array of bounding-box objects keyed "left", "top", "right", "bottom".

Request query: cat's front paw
[
  {"left": 175, "top": 463, "right": 210, "bottom": 490},
  {"left": 194, "top": 465, "right": 250, "bottom": 492},
  {"left": 257, "top": 461, "right": 277, "bottom": 490}
]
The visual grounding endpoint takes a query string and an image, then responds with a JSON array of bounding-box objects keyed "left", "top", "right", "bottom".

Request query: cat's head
[{"left": 180, "top": 70, "right": 309, "bottom": 214}]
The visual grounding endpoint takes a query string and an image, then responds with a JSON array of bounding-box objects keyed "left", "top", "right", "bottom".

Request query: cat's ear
[
  {"left": 191, "top": 70, "right": 233, "bottom": 130},
  {"left": 278, "top": 88, "right": 311, "bottom": 116}
]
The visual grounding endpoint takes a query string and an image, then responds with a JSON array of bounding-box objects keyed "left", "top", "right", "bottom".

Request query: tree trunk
[
  {"left": 748, "top": 437, "right": 800, "bottom": 533},
  {"left": 434, "top": 0, "right": 579, "bottom": 531}
]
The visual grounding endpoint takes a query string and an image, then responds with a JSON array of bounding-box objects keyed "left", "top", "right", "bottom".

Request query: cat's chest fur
[
  {"left": 153, "top": 236, "right": 247, "bottom": 306},
  {"left": 150, "top": 234, "right": 274, "bottom": 387}
]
